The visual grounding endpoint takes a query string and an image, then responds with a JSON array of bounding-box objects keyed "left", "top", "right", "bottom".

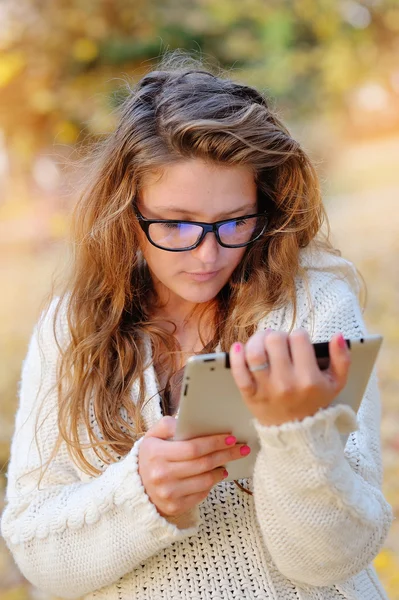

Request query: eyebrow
[{"left": 151, "top": 203, "right": 257, "bottom": 219}]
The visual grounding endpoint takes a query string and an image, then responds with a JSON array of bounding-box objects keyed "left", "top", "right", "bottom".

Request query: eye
[{"left": 161, "top": 222, "right": 180, "bottom": 229}]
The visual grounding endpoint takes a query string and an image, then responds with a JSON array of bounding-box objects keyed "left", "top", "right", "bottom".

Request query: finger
[
  {"left": 145, "top": 416, "right": 177, "bottom": 440},
  {"left": 264, "top": 331, "right": 292, "bottom": 373},
  {"left": 163, "top": 431, "right": 237, "bottom": 462},
  {"left": 159, "top": 489, "right": 213, "bottom": 518},
  {"left": 289, "top": 329, "right": 320, "bottom": 377},
  {"left": 229, "top": 330, "right": 273, "bottom": 398},
  {"left": 244, "top": 329, "right": 272, "bottom": 374},
  {"left": 158, "top": 467, "right": 227, "bottom": 502},
  {"left": 178, "top": 467, "right": 228, "bottom": 495},
  {"left": 167, "top": 443, "right": 250, "bottom": 479},
  {"left": 326, "top": 333, "right": 351, "bottom": 390},
  {"left": 229, "top": 341, "right": 256, "bottom": 398}
]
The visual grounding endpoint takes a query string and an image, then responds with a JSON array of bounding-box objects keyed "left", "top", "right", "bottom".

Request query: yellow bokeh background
[{"left": 0, "top": 0, "right": 398, "bottom": 597}]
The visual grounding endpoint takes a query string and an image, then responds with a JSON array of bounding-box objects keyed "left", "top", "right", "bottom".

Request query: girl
[{"left": 1, "top": 52, "right": 392, "bottom": 599}]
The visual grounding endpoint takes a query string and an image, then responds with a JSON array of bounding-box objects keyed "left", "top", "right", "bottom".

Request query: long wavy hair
[{"left": 37, "top": 50, "right": 359, "bottom": 479}]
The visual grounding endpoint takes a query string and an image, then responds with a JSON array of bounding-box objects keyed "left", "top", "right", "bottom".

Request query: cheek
[
  {"left": 140, "top": 241, "right": 181, "bottom": 277},
  {"left": 225, "top": 247, "right": 247, "bottom": 271}
]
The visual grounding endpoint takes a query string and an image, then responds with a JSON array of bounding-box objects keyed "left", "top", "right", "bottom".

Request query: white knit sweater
[{"left": 1, "top": 246, "right": 393, "bottom": 600}]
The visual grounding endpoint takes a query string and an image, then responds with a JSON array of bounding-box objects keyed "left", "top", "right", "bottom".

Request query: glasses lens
[
  {"left": 148, "top": 222, "right": 203, "bottom": 249},
  {"left": 218, "top": 216, "right": 266, "bottom": 246}
]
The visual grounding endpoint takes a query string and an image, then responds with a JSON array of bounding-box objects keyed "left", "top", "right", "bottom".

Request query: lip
[{"left": 185, "top": 270, "right": 220, "bottom": 281}]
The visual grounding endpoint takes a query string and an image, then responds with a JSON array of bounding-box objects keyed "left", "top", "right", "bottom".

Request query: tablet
[{"left": 174, "top": 334, "right": 383, "bottom": 481}]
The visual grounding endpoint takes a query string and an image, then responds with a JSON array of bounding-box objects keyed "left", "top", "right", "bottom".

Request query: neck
[
  {"left": 153, "top": 305, "right": 215, "bottom": 339},
  {"left": 151, "top": 281, "right": 216, "bottom": 332},
  {"left": 150, "top": 301, "right": 217, "bottom": 351}
]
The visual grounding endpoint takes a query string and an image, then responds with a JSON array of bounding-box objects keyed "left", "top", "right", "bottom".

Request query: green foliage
[{"left": 0, "top": 0, "right": 398, "bottom": 167}]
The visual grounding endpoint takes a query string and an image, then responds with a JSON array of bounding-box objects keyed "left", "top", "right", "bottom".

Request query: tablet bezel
[{"left": 174, "top": 334, "right": 383, "bottom": 481}]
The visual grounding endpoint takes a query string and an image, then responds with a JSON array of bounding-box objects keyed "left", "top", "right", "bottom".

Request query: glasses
[{"left": 134, "top": 206, "right": 269, "bottom": 252}]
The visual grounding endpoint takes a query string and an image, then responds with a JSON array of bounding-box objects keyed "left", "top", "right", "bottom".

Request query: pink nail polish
[
  {"left": 338, "top": 334, "right": 347, "bottom": 350},
  {"left": 223, "top": 469, "right": 229, "bottom": 478},
  {"left": 225, "top": 435, "right": 236, "bottom": 446},
  {"left": 240, "top": 445, "right": 251, "bottom": 457},
  {"left": 234, "top": 343, "right": 241, "bottom": 353}
]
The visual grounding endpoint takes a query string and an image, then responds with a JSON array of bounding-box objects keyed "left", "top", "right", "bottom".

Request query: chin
[{"left": 179, "top": 282, "right": 223, "bottom": 304}]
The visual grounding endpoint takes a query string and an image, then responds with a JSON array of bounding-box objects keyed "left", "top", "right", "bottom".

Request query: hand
[
  {"left": 138, "top": 416, "right": 251, "bottom": 519},
  {"left": 229, "top": 329, "right": 351, "bottom": 427}
]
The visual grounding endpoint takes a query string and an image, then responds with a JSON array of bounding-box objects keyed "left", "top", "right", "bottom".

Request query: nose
[{"left": 191, "top": 230, "right": 220, "bottom": 264}]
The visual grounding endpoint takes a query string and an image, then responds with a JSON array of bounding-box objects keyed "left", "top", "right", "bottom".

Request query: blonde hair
[{"left": 37, "top": 50, "right": 356, "bottom": 479}]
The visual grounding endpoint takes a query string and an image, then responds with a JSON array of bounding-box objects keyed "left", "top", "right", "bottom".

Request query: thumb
[
  {"left": 145, "top": 415, "right": 177, "bottom": 440},
  {"left": 327, "top": 333, "right": 351, "bottom": 391}
]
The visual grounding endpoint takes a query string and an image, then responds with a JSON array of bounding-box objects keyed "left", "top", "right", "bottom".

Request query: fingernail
[
  {"left": 338, "top": 334, "right": 347, "bottom": 350},
  {"left": 225, "top": 435, "right": 236, "bottom": 446},
  {"left": 240, "top": 445, "right": 251, "bottom": 456},
  {"left": 234, "top": 343, "right": 241, "bottom": 353},
  {"left": 223, "top": 469, "right": 229, "bottom": 478}
]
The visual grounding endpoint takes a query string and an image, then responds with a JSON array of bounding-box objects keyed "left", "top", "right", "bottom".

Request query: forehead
[{"left": 139, "top": 159, "right": 257, "bottom": 218}]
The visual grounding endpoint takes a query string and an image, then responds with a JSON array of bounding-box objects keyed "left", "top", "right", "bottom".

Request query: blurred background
[{"left": 0, "top": 0, "right": 398, "bottom": 597}]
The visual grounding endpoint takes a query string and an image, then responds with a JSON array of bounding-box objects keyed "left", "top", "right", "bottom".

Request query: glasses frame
[{"left": 134, "top": 206, "right": 269, "bottom": 252}]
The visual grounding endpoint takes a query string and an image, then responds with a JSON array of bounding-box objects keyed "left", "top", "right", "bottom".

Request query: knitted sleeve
[
  {"left": 251, "top": 274, "right": 393, "bottom": 587},
  {"left": 0, "top": 301, "right": 200, "bottom": 599}
]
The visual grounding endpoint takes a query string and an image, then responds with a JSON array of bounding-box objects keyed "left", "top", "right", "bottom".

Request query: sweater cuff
[
  {"left": 252, "top": 403, "right": 358, "bottom": 452},
  {"left": 120, "top": 436, "right": 201, "bottom": 541}
]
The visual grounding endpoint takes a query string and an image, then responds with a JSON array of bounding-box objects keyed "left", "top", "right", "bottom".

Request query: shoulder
[
  {"left": 16, "top": 295, "right": 71, "bottom": 422},
  {"left": 37, "top": 294, "right": 69, "bottom": 340},
  {"left": 295, "top": 244, "right": 366, "bottom": 340},
  {"left": 298, "top": 243, "right": 361, "bottom": 295},
  {"left": 258, "top": 244, "right": 363, "bottom": 334},
  {"left": 296, "top": 243, "right": 362, "bottom": 311},
  {"left": 26, "top": 295, "right": 70, "bottom": 371}
]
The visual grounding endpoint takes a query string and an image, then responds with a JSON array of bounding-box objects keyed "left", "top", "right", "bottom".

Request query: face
[{"left": 136, "top": 159, "right": 258, "bottom": 315}]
